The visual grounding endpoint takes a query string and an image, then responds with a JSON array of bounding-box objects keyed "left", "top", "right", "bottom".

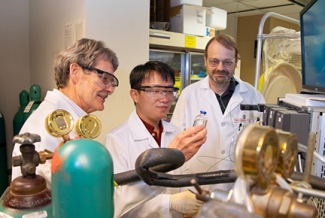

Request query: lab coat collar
[
  {"left": 46, "top": 89, "right": 87, "bottom": 117},
  {"left": 128, "top": 110, "right": 178, "bottom": 141},
  {"left": 200, "top": 76, "right": 251, "bottom": 116},
  {"left": 233, "top": 76, "right": 250, "bottom": 94},
  {"left": 200, "top": 76, "right": 210, "bottom": 90}
]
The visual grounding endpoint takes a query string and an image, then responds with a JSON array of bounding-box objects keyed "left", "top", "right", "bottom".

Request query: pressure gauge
[
  {"left": 75, "top": 114, "right": 102, "bottom": 139},
  {"left": 275, "top": 130, "right": 298, "bottom": 179},
  {"left": 234, "top": 124, "right": 279, "bottom": 188},
  {"left": 46, "top": 109, "right": 74, "bottom": 137}
]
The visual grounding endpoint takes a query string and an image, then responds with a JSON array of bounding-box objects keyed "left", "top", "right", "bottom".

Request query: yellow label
[
  {"left": 185, "top": 35, "right": 196, "bottom": 48},
  {"left": 175, "top": 77, "right": 181, "bottom": 94}
]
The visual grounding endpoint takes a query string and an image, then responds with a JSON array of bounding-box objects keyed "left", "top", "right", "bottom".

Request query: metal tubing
[
  {"left": 290, "top": 185, "right": 325, "bottom": 199},
  {"left": 254, "top": 12, "right": 300, "bottom": 88},
  {"left": 303, "top": 132, "right": 316, "bottom": 183}
]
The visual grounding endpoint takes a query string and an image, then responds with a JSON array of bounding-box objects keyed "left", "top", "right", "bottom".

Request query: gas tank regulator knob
[
  {"left": 12, "top": 132, "right": 41, "bottom": 145},
  {"left": 45, "top": 109, "right": 74, "bottom": 137}
]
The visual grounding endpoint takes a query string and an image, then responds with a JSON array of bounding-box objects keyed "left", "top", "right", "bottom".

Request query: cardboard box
[
  {"left": 170, "top": 0, "right": 202, "bottom": 7},
  {"left": 170, "top": 4, "right": 206, "bottom": 36},
  {"left": 206, "top": 7, "right": 227, "bottom": 30}
]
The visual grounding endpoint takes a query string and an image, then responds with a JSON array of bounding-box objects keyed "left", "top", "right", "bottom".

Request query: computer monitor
[{"left": 300, "top": 0, "right": 325, "bottom": 94}]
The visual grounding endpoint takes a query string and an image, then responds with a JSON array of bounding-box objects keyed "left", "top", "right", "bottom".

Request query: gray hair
[{"left": 54, "top": 38, "right": 119, "bottom": 88}]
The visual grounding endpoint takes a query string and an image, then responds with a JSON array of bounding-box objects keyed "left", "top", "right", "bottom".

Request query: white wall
[
  {"left": 86, "top": 0, "right": 149, "bottom": 143},
  {"left": 218, "top": 15, "right": 238, "bottom": 40},
  {"left": 29, "top": 0, "right": 86, "bottom": 90},
  {"left": 0, "top": 1, "right": 30, "bottom": 169}
]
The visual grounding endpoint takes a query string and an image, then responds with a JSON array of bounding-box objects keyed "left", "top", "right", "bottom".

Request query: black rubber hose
[
  {"left": 135, "top": 147, "right": 237, "bottom": 187},
  {"left": 135, "top": 148, "right": 185, "bottom": 172},
  {"left": 115, "top": 148, "right": 236, "bottom": 186},
  {"left": 114, "top": 148, "right": 185, "bottom": 186},
  {"left": 114, "top": 170, "right": 139, "bottom": 186},
  {"left": 140, "top": 170, "right": 237, "bottom": 187},
  {"left": 115, "top": 148, "right": 325, "bottom": 191},
  {"left": 115, "top": 169, "right": 237, "bottom": 187},
  {"left": 116, "top": 170, "right": 325, "bottom": 190}
]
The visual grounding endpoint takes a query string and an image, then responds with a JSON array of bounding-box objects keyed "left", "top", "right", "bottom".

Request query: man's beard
[{"left": 210, "top": 69, "right": 232, "bottom": 86}]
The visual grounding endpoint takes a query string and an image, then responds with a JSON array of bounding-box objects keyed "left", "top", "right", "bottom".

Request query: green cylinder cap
[
  {"left": 29, "top": 84, "right": 41, "bottom": 101},
  {"left": 19, "top": 90, "right": 29, "bottom": 108}
]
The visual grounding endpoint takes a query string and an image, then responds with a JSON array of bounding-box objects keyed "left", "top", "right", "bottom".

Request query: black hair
[{"left": 129, "top": 61, "right": 175, "bottom": 89}]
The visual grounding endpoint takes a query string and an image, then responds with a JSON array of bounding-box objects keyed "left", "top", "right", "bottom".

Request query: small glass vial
[{"left": 193, "top": 110, "right": 207, "bottom": 127}]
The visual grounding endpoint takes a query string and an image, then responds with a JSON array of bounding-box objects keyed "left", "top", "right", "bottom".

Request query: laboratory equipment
[
  {"left": 135, "top": 124, "right": 322, "bottom": 217},
  {"left": 3, "top": 108, "right": 325, "bottom": 217},
  {"left": 274, "top": 109, "right": 309, "bottom": 145},
  {"left": 46, "top": 109, "right": 113, "bottom": 217},
  {"left": 0, "top": 132, "right": 53, "bottom": 218},
  {"left": 300, "top": 0, "right": 325, "bottom": 94},
  {"left": 194, "top": 124, "right": 317, "bottom": 218},
  {"left": 0, "top": 109, "right": 111, "bottom": 218}
]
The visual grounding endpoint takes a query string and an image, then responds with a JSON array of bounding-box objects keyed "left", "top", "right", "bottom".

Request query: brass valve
[
  {"left": 39, "top": 149, "right": 54, "bottom": 164},
  {"left": 235, "top": 124, "right": 318, "bottom": 218},
  {"left": 12, "top": 132, "right": 43, "bottom": 177},
  {"left": 7, "top": 132, "right": 52, "bottom": 209},
  {"left": 250, "top": 185, "right": 317, "bottom": 218}
]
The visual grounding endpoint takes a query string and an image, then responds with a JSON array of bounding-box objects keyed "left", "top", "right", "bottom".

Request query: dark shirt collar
[
  {"left": 226, "top": 78, "right": 238, "bottom": 94},
  {"left": 215, "top": 78, "right": 238, "bottom": 114},
  {"left": 216, "top": 78, "right": 238, "bottom": 97},
  {"left": 140, "top": 118, "right": 163, "bottom": 146}
]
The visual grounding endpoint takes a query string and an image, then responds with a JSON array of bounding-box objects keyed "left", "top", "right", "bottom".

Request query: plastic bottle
[{"left": 193, "top": 110, "right": 207, "bottom": 127}]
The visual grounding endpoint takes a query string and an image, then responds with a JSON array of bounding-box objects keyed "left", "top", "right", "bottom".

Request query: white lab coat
[
  {"left": 171, "top": 76, "right": 265, "bottom": 192},
  {"left": 104, "top": 110, "right": 189, "bottom": 218},
  {"left": 11, "top": 89, "right": 166, "bottom": 218},
  {"left": 12, "top": 89, "right": 84, "bottom": 185}
]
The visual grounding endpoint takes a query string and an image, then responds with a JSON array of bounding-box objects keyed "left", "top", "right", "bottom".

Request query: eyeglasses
[
  {"left": 79, "top": 64, "right": 119, "bottom": 89},
  {"left": 207, "top": 58, "right": 235, "bottom": 68},
  {"left": 135, "top": 86, "right": 179, "bottom": 100}
]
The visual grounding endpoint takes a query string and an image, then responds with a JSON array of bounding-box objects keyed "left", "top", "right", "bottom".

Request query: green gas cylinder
[
  {"left": 52, "top": 138, "right": 114, "bottom": 218},
  {"left": 13, "top": 90, "right": 29, "bottom": 136},
  {"left": 0, "top": 188, "right": 53, "bottom": 218},
  {"left": 0, "top": 111, "right": 8, "bottom": 195},
  {"left": 23, "top": 84, "right": 41, "bottom": 122}
]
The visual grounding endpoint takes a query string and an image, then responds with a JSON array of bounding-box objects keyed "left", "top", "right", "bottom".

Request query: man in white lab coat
[
  {"left": 171, "top": 34, "right": 266, "bottom": 193},
  {"left": 104, "top": 61, "right": 206, "bottom": 218},
  {"left": 11, "top": 39, "right": 207, "bottom": 217}
]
